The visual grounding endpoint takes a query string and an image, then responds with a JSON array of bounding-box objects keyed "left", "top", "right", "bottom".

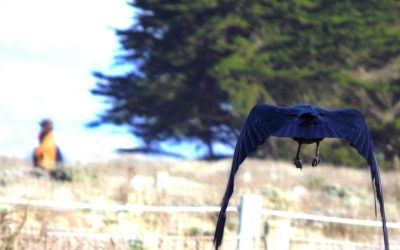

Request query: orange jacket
[{"left": 34, "top": 132, "right": 57, "bottom": 170}]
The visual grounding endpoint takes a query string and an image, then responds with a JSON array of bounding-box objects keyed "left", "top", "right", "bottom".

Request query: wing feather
[
  {"left": 326, "top": 109, "right": 389, "bottom": 249},
  {"left": 213, "top": 104, "right": 293, "bottom": 249}
]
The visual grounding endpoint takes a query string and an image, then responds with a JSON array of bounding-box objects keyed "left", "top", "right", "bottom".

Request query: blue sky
[{"left": 0, "top": 0, "right": 212, "bottom": 162}]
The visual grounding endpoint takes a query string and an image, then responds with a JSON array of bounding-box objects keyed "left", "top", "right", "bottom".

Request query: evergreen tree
[{"left": 92, "top": 0, "right": 400, "bottom": 164}]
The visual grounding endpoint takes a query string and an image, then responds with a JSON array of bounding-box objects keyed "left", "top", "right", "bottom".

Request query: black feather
[{"left": 214, "top": 104, "right": 388, "bottom": 250}]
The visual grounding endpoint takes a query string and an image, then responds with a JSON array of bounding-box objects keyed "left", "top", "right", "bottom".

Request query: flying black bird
[{"left": 214, "top": 104, "right": 388, "bottom": 250}]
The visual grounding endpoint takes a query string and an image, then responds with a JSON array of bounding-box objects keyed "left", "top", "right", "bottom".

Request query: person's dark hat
[{"left": 39, "top": 119, "right": 53, "bottom": 127}]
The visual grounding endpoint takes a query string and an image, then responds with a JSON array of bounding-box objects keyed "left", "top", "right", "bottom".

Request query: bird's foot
[
  {"left": 294, "top": 158, "right": 303, "bottom": 169},
  {"left": 312, "top": 157, "right": 321, "bottom": 167}
]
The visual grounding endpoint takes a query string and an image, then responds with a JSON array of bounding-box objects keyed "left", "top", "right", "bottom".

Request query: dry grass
[
  {"left": 0, "top": 155, "right": 398, "bottom": 248},
  {"left": 0, "top": 206, "right": 28, "bottom": 250}
]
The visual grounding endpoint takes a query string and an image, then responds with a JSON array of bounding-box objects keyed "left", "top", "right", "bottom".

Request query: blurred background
[{"left": 0, "top": 0, "right": 400, "bottom": 249}]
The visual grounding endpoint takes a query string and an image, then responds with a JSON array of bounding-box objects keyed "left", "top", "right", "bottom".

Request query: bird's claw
[
  {"left": 312, "top": 157, "right": 321, "bottom": 167},
  {"left": 294, "top": 158, "right": 303, "bottom": 169}
]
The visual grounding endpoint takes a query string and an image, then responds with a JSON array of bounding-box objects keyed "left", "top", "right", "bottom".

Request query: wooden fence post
[{"left": 237, "top": 194, "right": 262, "bottom": 250}]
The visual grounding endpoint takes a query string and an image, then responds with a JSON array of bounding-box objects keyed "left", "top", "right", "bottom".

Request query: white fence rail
[
  {"left": 262, "top": 208, "right": 400, "bottom": 229},
  {"left": 1, "top": 196, "right": 398, "bottom": 249},
  {"left": 1, "top": 196, "right": 399, "bottom": 229}
]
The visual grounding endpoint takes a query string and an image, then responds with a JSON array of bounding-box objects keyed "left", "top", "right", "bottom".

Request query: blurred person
[{"left": 33, "top": 119, "right": 63, "bottom": 170}]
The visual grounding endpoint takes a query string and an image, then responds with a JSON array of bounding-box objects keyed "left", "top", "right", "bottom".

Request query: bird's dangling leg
[
  {"left": 293, "top": 142, "right": 303, "bottom": 169},
  {"left": 312, "top": 141, "right": 321, "bottom": 167}
]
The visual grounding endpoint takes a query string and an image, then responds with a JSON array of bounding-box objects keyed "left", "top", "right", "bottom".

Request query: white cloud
[
  {"left": 0, "top": 0, "right": 137, "bottom": 162},
  {"left": 0, "top": 0, "right": 132, "bottom": 69}
]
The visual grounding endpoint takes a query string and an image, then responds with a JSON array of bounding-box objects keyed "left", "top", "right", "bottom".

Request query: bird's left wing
[
  {"left": 324, "top": 108, "right": 389, "bottom": 249},
  {"left": 213, "top": 104, "right": 297, "bottom": 249}
]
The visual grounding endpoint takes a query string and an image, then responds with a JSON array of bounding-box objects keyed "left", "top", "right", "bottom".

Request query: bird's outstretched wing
[
  {"left": 214, "top": 104, "right": 388, "bottom": 250},
  {"left": 323, "top": 108, "right": 388, "bottom": 249},
  {"left": 214, "top": 104, "right": 299, "bottom": 249}
]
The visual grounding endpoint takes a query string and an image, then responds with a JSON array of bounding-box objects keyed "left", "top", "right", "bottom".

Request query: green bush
[{"left": 320, "top": 141, "right": 365, "bottom": 168}]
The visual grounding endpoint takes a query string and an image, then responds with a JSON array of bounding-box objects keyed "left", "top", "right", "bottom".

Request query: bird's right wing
[
  {"left": 213, "top": 104, "right": 296, "bottom": 249},
  {"left": 323, "top": 108, "right": 389, "bottom": 249}
]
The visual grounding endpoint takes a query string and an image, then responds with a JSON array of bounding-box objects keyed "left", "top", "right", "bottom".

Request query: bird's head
[{"left": 298, "top": 111, "right": 321, "bottom": 125}]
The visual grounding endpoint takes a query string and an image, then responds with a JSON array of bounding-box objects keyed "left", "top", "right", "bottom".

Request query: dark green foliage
[
  {"left": 92, "top": 0, "right": 400, "bottom": 166},
  {"left": 320, "top": 141, "right": 365, "bottom": 168}
]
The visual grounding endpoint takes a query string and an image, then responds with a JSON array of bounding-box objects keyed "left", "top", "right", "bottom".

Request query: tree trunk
[{"left": 206, "top": 140, "right": 215, "bottom": 159}]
